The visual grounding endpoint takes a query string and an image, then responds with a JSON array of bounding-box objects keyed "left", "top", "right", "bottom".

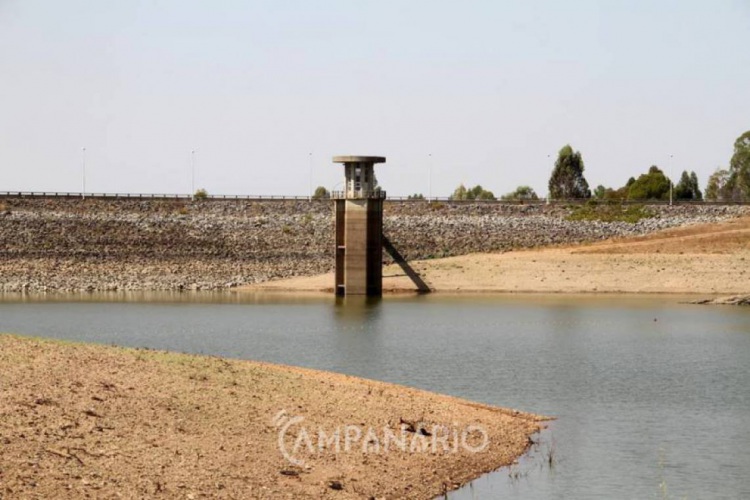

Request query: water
[{"left": 1, "top": 292, "right": 749, "bottom": 499}]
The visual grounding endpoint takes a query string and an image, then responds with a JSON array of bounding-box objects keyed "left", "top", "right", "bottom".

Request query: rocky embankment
[{"left": 0, "top": 198, "right": 747, "bottom": 292}]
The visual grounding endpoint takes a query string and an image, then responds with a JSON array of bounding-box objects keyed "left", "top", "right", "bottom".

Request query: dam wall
[{"left": 0, "top": 198, "right": 746, "bottom": 292}]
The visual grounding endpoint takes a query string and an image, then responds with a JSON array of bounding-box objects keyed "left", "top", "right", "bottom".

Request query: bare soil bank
[
  {"left": 249, "top": 217, "right": 750, "bottom": 295},
  {"left": 1, "top": 197, "right": 747, "bottom": 292},
  {"left": 0, "top": 335, "right": 545, "bottom": 499}
]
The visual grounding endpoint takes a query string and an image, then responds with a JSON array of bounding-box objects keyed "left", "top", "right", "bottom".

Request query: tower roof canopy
[{"left": 333, "top": 155, "right": 386, "bottom": 164}]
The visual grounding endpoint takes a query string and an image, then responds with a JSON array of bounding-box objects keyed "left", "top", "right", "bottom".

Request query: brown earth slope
[
  {"left": 575, "top": 215, "right": 750, "bottom": 254},
  {"left": 0, "top": 335, "right": 545, "bottom": 499}
]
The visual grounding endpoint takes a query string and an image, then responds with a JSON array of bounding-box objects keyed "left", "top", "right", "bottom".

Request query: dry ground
[
  {"left": 0, "top": 335, "right": 545, "bottom": 499},
  {"left": 575, "top": 216, "right": 750, "bottom": 255},
  {"left": 247, "top": 217, "right": 750, "bottom": 295}
]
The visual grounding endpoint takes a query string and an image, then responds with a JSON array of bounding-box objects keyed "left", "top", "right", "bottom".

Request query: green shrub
[
  {"left": 312, "top": 186, "right": 330, "bottom": 199},
  {"left": 501, "top": 185, "right": 538, "bottom": 201},
  {"left": 450, "top": 183, "right": 495, "bottom": 200},
  {"left": 627, "top": 166, "right": 670, "bottom": 200}
]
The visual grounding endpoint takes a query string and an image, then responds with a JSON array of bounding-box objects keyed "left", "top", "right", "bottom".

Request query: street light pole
[
  {"left": 81, "top": 147, "right": 86, "bottom": 199},
  {"left": 309, "top": 152, "right": 313, "bottom": 202},
  {"left": 191, "top": 149, "right": 196, "bottom": 198},
  {"left": 428, "top": 153, "right": 432, "bottom": 202}
]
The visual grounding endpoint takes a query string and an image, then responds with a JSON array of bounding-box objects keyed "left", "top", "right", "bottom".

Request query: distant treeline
[{"left": 443, "top": 130, "right": 750, "bottom": 202}]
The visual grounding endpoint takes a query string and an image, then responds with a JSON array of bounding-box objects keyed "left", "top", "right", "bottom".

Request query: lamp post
[
  {"left": 428, "top": 153, "right": 432, "bottom": 202},
  {"left": 668, "top": 154, "right": 674, "bottom": 206},
  {"left": 309, "top": 152, "right": 313, "bottom": 201},
  {"left": 191, "top": 149, "right": 196, "bottom": 198},
  {"left": 81, "top": 147, "right": 86, "bottom": 199}
]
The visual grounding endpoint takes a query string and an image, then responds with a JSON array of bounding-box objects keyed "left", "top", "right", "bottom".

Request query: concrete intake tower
[{"left": 332, "top": 156, "right": 386, "bottom": 296}]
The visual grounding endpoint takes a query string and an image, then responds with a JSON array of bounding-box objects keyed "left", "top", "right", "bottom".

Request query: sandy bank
[
  {"left": 246, "top": 217, "right": 750, "bottom": 295},
  {"left": 0, "top": 335, "right": 545, "bottom": 499}
]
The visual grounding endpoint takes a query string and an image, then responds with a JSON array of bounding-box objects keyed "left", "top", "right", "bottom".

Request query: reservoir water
[{"left": 1, "top": 292, "right": 749, "bottom": 499}]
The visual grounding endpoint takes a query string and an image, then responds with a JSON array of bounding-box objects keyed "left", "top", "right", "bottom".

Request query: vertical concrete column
[
  {"left": 334, "top": 199, "right": 346, "bottom": 296},
  {"left": 366, "top": 197, "right": 384, "bottom": 295}
]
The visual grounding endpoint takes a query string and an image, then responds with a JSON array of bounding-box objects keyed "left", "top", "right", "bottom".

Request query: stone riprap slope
[{"left": 0, "top": 198, "right": 746, "bottom": 292}]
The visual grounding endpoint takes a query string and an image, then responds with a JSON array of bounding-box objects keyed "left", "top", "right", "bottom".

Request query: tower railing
[{"left": 331, "top": 189, "right": 387, "bottom": 200}]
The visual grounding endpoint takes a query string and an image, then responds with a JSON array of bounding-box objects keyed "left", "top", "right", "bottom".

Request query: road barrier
[{"left": 0, "top": 191, "right": 748, "bottom": 205}]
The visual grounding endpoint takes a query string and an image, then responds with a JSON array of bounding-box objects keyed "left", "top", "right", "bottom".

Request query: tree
[
  {"left": 450, "top": 184, "right": 495, "bottom": 200},
  {"left": 627, "top": 166, "right": 671, "bottom": 201},
  {"left": 705, "top": 168, "right": 731, "bottom": 201},
  {"left": 593, "top": 184, "right": 628, "bottom": 201},
  {"left": 690, "top": 172, "right": 702, "bottom": 201},
  {"left": 674, "top": 170, "right": 702, "bottom": 200},
  {"left": 407, "top": 193, "right": 425, "bottom": 200},
  {"left": 674, "top": 171, "right": 692, "bottom": 200},
  {"left": 451, "top": 184, "right": 469, "bottom": 200},
  {"left": 548, "top": 145, "right": 591, "bottom": 199},
  {"left": 725, "top": 130, "right": 750, "bottom": 201},
  {"left": 312, "top": 186, "right": 330, "bottom": 199},
  {"left": 469, "top": 184, "right": 496, "bottom": 200},
  {"left": 193, "top": 188, "right": 208, "bottom": 200},
  {"left": 501, "top": 185, "right": 539, "bottom": 201},
  {"left": 593, "top": 185, "right": 607, "bottom": 199}
]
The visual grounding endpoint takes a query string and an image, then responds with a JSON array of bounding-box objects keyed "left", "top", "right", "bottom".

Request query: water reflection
[
  {"left": 0, "top": 290, "right": 333, "bottom": 305},
  {"left": 333, "top": 295, "right": 383, "bottom": 323}
]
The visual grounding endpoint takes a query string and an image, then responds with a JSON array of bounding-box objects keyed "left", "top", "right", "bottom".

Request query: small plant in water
[
  {"left": 507, "top": 464, "right": 529, "bottom": 482},
  {"left": 544, "top": 438, "right": 557, "bottom": 469},
  {"left": 658, "top": 448, "right": 671, "bottom": 500},
  {"left": 655, "top": 447, "right": 689, "bottom": 500}
]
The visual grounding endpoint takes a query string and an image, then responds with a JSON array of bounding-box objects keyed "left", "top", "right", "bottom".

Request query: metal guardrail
[
  {"left": 387, "top": 197, "right": 750, "bottom": 205},
  {"left": 330, "top": 190, "right": 387, "bottom": 200},
  {"left": 0, "top": 191, "right": 748, "bottom": 205},
  {"left": 0, "top": 192, "right": 313, "bottom": 201}
]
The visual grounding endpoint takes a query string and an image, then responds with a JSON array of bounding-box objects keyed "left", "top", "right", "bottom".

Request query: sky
[{"left": 1, "top": 0, "right": 749, "bottom": 197}]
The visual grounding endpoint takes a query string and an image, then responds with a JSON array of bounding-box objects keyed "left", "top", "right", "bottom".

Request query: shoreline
[
  {"left": 239, "top": 283, "right": 745, "bottom": 296},
  {"left": 0, "top": 288, "right": 739, "bottom": 301},
  {"left": 0, "top": 334, "right": 547, "bottom": 499},
  {"left": 244, "top": 216, "right": 750, "bottom": 298},
  {"left": 243, "top": 251, "right": 750, "bottom": 297}
]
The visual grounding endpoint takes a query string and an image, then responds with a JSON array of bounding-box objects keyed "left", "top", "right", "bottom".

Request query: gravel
[{"left": 1, "top": 198, "right": 747, "bottom": 292}]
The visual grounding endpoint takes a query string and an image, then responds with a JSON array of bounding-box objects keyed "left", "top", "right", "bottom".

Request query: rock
[
  {"left": 328, "top": 480, "right": 344, "bottom": 490},
  {"left": 691, "top": 295, "right": 750, "bottom": 306},
  {"left": 0, "top": 198, "right": 747, "bottom": 292}
]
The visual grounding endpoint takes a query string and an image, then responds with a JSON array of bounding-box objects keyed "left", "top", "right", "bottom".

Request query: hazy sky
[{"left": 1, "top": 0, "right": 749, "bottom": 197}]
